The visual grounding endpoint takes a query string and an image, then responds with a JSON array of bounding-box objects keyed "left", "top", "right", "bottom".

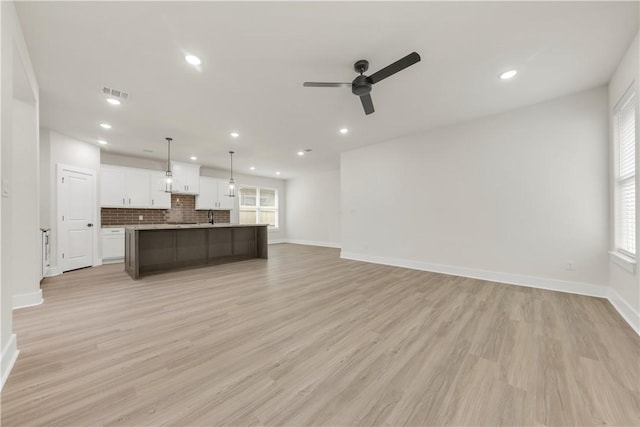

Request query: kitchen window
[
  {"left": 613, "top": 85, "right": 637, "bottom": 259},
  {"left": 239, "top": 186, "right": 279, "bottom": 228}
]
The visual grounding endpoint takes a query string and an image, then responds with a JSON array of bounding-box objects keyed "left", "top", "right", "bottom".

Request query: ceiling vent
[{"left": 101, "top": 86, "right": 129, "bottom": 101}]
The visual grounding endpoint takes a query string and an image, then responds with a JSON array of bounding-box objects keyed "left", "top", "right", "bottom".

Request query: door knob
[{"left": 87, "top": 223, "right": 94, "bottom": 227}]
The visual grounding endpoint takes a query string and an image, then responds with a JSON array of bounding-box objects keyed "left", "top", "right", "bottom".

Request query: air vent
[
  {"left": 143, "top": 149, "right": 153, "bottom": 153},
  {"left": 101, "top": 86, "right": 129, "bottom": 101}
]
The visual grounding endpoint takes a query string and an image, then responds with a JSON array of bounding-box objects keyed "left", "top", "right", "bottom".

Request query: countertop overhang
[{"left": 124, "top": 223, "right": 269, "bottom": 231}]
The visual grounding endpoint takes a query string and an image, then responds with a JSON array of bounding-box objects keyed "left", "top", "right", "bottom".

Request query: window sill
[{"left": 609, "top": 251, "right": 636, "bottom": 274}]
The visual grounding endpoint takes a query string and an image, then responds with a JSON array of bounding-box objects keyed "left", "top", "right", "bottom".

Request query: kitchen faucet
[{"left": 207, "top": 209, "right": 215, "bottom": 224}]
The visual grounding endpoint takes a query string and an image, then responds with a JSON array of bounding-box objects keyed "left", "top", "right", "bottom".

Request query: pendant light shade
[
  {"left": 227, "top": 151, "right": 236, "bottom": 197},
  {"left": 164, "top": 137, "right": 173, "bottom": 193}
]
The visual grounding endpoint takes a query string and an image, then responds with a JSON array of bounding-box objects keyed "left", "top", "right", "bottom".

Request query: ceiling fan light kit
[{"left": 303, "top": 51, "right": 421, "bottom": 115}]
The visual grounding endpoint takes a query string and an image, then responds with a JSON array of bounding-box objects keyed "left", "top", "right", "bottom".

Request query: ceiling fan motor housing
[
  {"left": 352, "top": 75, "right": 372, "bottom": 96},
  {"left": 302, "top": 52, "right": 420, "bottom": 114}
]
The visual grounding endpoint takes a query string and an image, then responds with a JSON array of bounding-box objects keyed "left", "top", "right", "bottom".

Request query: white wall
[
  {"left": 608, "top": 31, "right": 639, "bottom": 331},
  {"left": 102, "top": 152, "right": 288, "bottom": 242},
  {"left": 1, "top": 0, "right": 40, "bottom": 389},
  {"left": 39, "top": 129, "right": 50, "bottom": 228},
  {"left": 11, "top": 100, "right": 40, "bottom": 308},
  {"left": 101, "top": 152, "right": 165, "bottom": 171},
  {"left": 286, "top": 170, "right": 341, "bottom": 247},
  {"left": 342, "top": 86, "right": 609, "bottom": 294},
  {"left": 43, "top": 130, "right": 101, "bottom": 272}
]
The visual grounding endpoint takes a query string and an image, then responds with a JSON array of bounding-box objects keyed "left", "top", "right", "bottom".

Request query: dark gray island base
[{"left": 124, "top": 224, "right": 268, "bottom": 279}]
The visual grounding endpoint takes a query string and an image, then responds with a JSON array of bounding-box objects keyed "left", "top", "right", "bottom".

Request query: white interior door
[{"left": 58, "top": 165, "right": 95, "bottom": 272}]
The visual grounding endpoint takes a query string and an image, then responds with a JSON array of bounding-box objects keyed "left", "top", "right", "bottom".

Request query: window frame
[
  {"left": 613, "top": 83, "right": 638, "bottom": 260},
  {"left": 238, "top": 185, "right": 279, "bottom": 229}
]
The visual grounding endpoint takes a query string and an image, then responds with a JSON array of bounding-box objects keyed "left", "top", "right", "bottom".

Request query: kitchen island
[{"left": 124, "top": 223, "right": 268, "bottom": 279}]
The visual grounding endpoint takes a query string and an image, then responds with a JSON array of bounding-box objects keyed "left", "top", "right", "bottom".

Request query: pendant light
[
  {"left": 227, "top": 151, "right": 236, "bottom": 197},
  {"left": 164, "top": 137, "right": 173, "bottom": 193}
]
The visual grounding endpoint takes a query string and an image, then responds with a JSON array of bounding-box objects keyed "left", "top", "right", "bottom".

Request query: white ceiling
[{"left": 16, "top": 1, "right": 639, "bottom": 179}]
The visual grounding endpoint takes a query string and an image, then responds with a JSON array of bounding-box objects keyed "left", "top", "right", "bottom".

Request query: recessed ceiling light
[
  {"left": 190, "top": 156, "right": 197, "bottom": 161},
  {"left": 297, "top": 151, "right": 304, "bottom": 156},
  {"left": 106, "top": 98, "right": 121, "bottom": 105},
  {"left": 499, "top": 70, "right": 518, "bottom": 80},
  {"left": 230, "top": 132, "right": 240, "bottom": 138},
  {"left": 185, "top": 54, "right": 201, "bottom": 66},
  {"left": 339, "top": 128, "right": 349, "bottom": 134},
  {"left": 100, "top": 123, "right": 112, "bottom": 129},
  {"left": 276, "top": 171, "right": 281, "bottom": 175},
  {"left": 98, "top": 140, "right": 108, "bottom": 145},
  {"left": 250, "top": 166, "right": 255, "bottom": 170}
]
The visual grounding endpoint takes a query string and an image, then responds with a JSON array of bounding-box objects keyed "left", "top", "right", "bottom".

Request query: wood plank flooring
[{"left": 1, "top": 244, "right": 638, "bottom": 426}]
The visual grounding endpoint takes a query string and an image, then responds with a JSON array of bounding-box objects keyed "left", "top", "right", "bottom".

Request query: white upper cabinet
[
  {"left": 149, "top": 171, "right": 171, "bottom": 209},
  {"left": 101, "top": 166, "right": 127, "bottom": 207},
  {"left": 196, "top": 176, "right": 217, "bottom": 210},
  {"left": 100, "top": 165, "right": 169, "bottom": 209},
  {"left": 171, "top": 161, "right": 200, "bottom": 194},
  {"left": 125, "top": 168, "right": 151, "bottom": 207},
  {"left": 195, "top": 176, "right": 235, "bottom": 210},
  {"left": 217, "top": 179, "right": 235, "bottom": 210}
]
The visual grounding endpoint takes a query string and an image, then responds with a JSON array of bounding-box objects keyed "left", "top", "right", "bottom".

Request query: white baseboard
[
  {"left": 1, "top": 334, "right": 19, "bottom": 391},
  {"left": 102, "top": 257, "right": 124, "bottom": 265},
  {"left": 269, "top": 238, "right": 288, "bottom": 245},
  {"left": 45, "top": 266, "right": 63, "bottom": 277},
  {"left": 13, "top": 289, "right": 43, "bottom": 309},
  {"left": 341, "top": 251, "right": 607, "bottom": 298},
  {"left": 287, "top": 239, "right": 341, "bottom": 249},
  {"left": 340, "top": 251, "right": 640, "bottom": 335},
  {"left": 607, "top": 288, "right": 640, "bottom": 335},
  {"left": 268, "top": 239, "right": 341, "bottom": 248}
]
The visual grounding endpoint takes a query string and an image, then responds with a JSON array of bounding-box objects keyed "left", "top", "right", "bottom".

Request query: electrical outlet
[
  {"left": 139, "top": 215, "right": 143, "bottom": 220},
  {"left": 566, "top": 261, "right": 576, "bottom": 271}
]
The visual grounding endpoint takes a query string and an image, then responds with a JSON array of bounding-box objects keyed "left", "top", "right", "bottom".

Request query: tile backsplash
[{"left": 101, "top": 195, "right": 231, "bottom": 226}]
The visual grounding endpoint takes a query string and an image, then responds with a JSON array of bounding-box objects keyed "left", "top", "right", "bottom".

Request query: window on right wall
[{"left": 613, "top": 85, "right": 637, "bottom": 259}]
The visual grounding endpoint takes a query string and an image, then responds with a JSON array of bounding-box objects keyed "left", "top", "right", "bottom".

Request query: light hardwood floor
[{"left": 1, "top": 244, "right": 638, "bottom": 426}]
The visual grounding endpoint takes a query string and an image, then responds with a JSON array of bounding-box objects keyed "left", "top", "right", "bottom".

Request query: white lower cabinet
[{"left": 102, "top": 228, "right": 125, "bottom": 263}]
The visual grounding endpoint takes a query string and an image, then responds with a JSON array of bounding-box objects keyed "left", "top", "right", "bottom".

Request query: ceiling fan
[{"left": 303, "top": 52, "right": 421, "bottom": 115}]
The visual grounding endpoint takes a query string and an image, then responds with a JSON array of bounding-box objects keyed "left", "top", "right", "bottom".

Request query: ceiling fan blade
[
  {"left": 367, "top": 52, "right": 421, "bottom": 85},
  {"left": 303, "top": 82, "right": 351, "bottom": 88},
  {"left": 360, "top": 94, "right": 375, "bottom": 115}
]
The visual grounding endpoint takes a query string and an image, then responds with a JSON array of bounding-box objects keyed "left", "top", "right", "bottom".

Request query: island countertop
[{"left": 124, "top": 223, "right": 269, "bottom": 231}]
